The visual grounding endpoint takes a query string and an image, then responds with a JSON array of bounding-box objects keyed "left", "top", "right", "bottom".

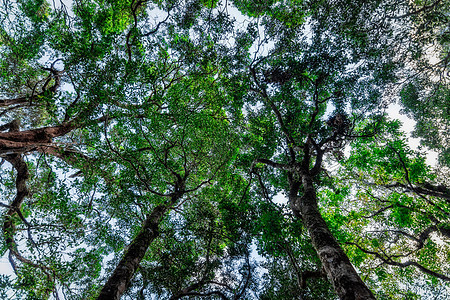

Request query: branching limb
[
  {"left": 383, "top": 225, "right": 450, "bottom": 250},
  {"left": 347, "top": 242, "right": 450, "bottom": 282},
  {"left": 362, "top": 181, "right": 450, "bottom": 202},
  {"left": 389, "top": 146, "right": 450, "bottom": 216},
  {"left": 2, "top": 152, "right": 56, "bottom": 294},
  {"left": 249, "top": 67, "right": 296, "bottom": 148},
  {"left": 103, "top": 118, "right": 169, "bottom": 197},
  {"left": 365, "top": 190, "right": 440, "bottom": 224}
]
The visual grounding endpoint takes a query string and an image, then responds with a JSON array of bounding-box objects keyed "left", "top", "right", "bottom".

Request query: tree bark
[
  {"left": 0, "top": 113, "right": 106, "bottom": 155},
  {"left": 294, "top": 176, "right": 376, "bottom": 300},
  {"left": 96, "top": 204, "right": 169, "bottom": 300},
  {"left": 0, "top": 123, "right": 77, "bottom": 156},
  {"left": 2, "top": 154, "right": 30, "bottom": 250}
]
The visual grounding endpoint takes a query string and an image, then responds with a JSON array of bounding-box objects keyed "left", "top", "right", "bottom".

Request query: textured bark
[
  {"left": 0, "top": 123, "right": 77, "bottom": 155},
  {"left": 295, "top": 176, "right": 376, "bottom": 300},
  {"left": 0, "top": 97, "right": 30, "bottom": 107},
  {"left": 2, "top": 154, "right": 30, "bottom": 250},
  {"left": 0, "top": 123, "right": 75, "bottom": 142},
  {"left": 96, "top": 204, "right": 169, "bottom": 300},
  {"left": 0, "top": 113, "right": 107, "bottom": 155}
]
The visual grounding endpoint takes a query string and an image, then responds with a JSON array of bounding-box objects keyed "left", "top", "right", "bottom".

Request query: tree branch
[
  {"left": 249, "top": 67, "right": 296, "bottom": 147},
  {"left": 347, "top": 242, "right": 450, "bottom": 282}
]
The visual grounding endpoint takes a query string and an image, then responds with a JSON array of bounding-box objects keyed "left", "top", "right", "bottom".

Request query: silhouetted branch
[{"left": 347, "top": 242, "right": 450, "bottom": 281}]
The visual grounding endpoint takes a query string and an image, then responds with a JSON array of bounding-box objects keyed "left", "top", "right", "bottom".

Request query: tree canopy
[{"left": 0, "top": 0, "right": 449, "bottom": 299}]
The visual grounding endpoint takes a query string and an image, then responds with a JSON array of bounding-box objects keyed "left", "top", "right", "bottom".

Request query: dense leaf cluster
[{"left": 0, "top": 0, "right": 448, "bottom": 299}]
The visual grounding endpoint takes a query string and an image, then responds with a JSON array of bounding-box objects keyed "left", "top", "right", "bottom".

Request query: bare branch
[
  {"left": 347, "top": 242, "right": 450, "bottom": 282},
  {"left": 389, "top": 146, "right": 450, "bottom": 217}
]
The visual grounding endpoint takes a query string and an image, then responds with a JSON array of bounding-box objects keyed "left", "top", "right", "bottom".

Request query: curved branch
[
  {"left": 234, "top": 252, "right": 252, "bottom": 300},
  {"left": 364, "top": 190, "right": 440, "bottom": 224},
  {"left": 410, "top": 183, "right": 450, "bottom": 201},
  {"left": 2, "top": 154, "right": 30, "bottom": 252},
  {"left": 385, "top": 224, "right": 450, "bottom": 251},
  {"left": 173, "top": 290, "right": 230, "bottom": 300},
  {"left": 141, "top": 7, "right": 172, "bottom": 37},
  {"left": 347, "top": 242, "right": 450, "bottom": 282},
  {"left": 2, "top": 153, "right": 55, "bottom": 296},
  {"left": 363, "top": 181, "right": 450, "bottom": 202},
  {"left": 361, "top": 205, "right": 394, "bottom": 219},
  {"left": 0, "top": 62, "right": 63, "bottom": 108},
  {"left": 280, "top": 241, "right": 304, "bottom": 290},
  {"left": 249, "top": 67, "right": 296, "bottom": 148},
  {"left": 389, "top": 146, "right": 450, "bottom": 216}
]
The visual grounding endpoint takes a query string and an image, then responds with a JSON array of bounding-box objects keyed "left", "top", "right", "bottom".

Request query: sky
[{"left": 0, "top": 1, "right": 444, "bottom": 299}]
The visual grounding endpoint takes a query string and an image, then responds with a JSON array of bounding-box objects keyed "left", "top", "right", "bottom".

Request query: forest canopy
[{"left": 0, "top": 0, "right": 449, "bottom": 299}]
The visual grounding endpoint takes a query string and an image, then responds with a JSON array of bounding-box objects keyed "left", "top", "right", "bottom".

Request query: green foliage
[
  {"left": 323, "top": 119, "right": 450, "bottom": 298},
  {"left": 0, "top": 0, "right": 449, "bottom": 299},
  {"left": 401, "top": 81, "right": 450, "bottom": 168}
]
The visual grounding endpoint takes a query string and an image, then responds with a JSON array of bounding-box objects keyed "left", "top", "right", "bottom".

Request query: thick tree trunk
[
  {"left": 96, "top": 204, "right": 168, "bottom": 300},
  {"left": 0, "top": 123, "right": 77, "bottom": 156},
  {"left": 295, "top": 176, "right": 376, "bottom": 300},
  {"left": 0, "top": 105, "right": 103, "bottom": 155}
]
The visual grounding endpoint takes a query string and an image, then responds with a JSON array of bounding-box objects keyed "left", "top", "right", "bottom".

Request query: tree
[
  {"left": 333, "top": 120, "right": 450, "bottom": 298},
  {"left": 236, "top": 0, "right": 449, "bottom": 298},
  {"left": 0, "top": 0, "right": 449, "bottom": 299},
  {"left": 1, "top": 0, "right": 247, "bottom": 298},
  {"left": 392, "top": 0, "right": 449, "bottom": 169}
]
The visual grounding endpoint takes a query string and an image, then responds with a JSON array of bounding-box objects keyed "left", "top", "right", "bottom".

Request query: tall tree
[
  {"left": 333, "top": 120, "right": 450, "bottom": 298},
  {"left": 0, "top": 0, "right": 449, "bottom": 299},
  {"left": 235, "top": 0, "right": 449, "bottom": 298},
  {"left": 0, "top": 0, "right": 245, "bottom": 298}
]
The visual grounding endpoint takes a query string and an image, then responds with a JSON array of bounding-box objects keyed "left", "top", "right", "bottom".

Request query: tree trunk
[
  {"left": 295, "top": 176, "right": 376, "bottom": 300},
  {"left": 2, "top": 154, "right": 30, "bottom": 250},
  {"left": 96, "top": 204, "right": 168, "bottom": 300},
  {"left": 0, "top": 123, "right": 77, "bottom": 155}
]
